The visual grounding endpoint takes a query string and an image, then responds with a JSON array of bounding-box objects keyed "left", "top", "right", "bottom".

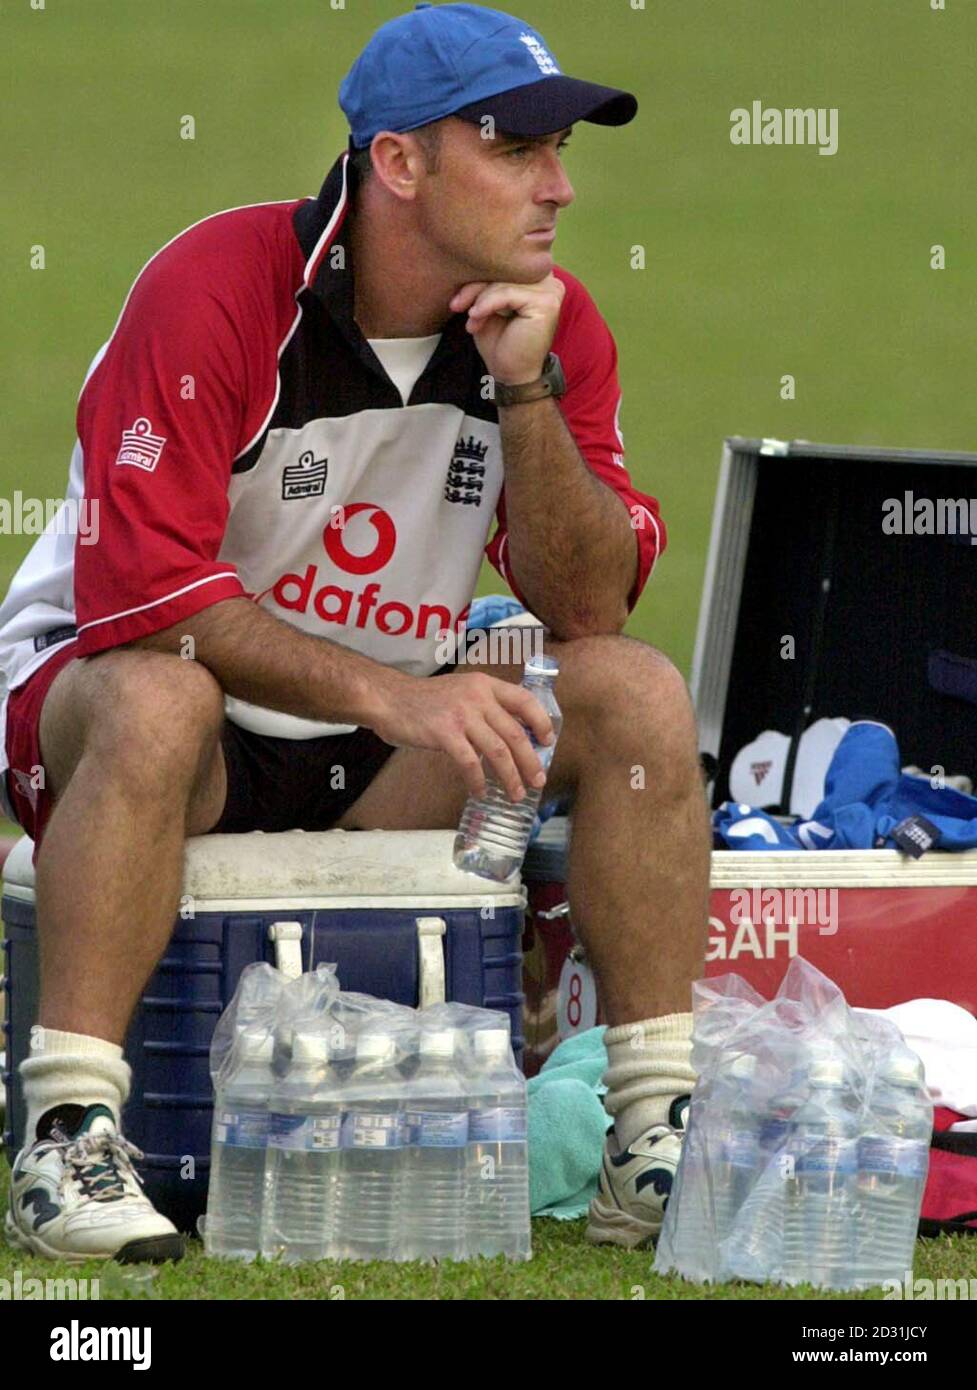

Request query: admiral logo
[
  {"left": 751, "top": 760, "right": 773, "bottom": 786},
  {"left": 282, "top": 450, "right": 328, "bottom": 500},
  {"left": 114, "top": 417, "right": 167, "bottom": 472},
  {"left": 444, "top": 435, "right": 487, "bottom": 507}
]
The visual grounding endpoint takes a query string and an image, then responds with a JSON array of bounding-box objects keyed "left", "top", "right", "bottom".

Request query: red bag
[{"left": 919, "top": 1108, "right": 977, "bottom": 1236}]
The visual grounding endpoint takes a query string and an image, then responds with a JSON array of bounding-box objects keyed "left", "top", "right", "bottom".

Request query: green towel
[{"left": 527, "top": 1026, "right": 611, "bottom": 1219}]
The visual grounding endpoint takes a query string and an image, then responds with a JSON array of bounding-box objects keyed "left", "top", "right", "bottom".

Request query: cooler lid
[{"left": 1, "top": 829, "right": 526, "bottom": 905}]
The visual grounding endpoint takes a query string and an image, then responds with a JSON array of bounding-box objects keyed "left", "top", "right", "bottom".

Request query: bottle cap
[
  {"left": 809, "top": 1057, "right": 846, "bottom": 1087},
  {"left": 357, "top": 1033, "right": 396, "bottom": 1063},
  {"left": 241, "top": 1029, "right": 274, "bottom": 1062},
  {"left": 292, "top": 1029, "right": 330, "bottom": 1063},
  {"left": 474, "top": 1028, "right": 511, "bottom": 1058},
  {"left": 884, "top": 1054, "right": 925, "bottom": 1087},
  {"left": 727, "top": 1053, "right": 757, "bottom": 1081},
  {"left": 524, "top": 654, "right": 559, "bottom": 679},
  {"left": 420, "top": 1029, "right": 456, "bottom": 1058}
]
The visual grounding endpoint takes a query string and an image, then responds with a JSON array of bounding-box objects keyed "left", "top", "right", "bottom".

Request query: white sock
[
  {"left": 20, "top": 1027, "right": 132, "bottom": 1140},
  {"left": 602, "top": 1012, "right": 697, "bottom": 1148}
]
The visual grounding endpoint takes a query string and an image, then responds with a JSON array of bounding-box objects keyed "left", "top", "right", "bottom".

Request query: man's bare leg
[
  {"left": 7, "top": 649, "right": 227, "bottom": 1259},
  {"left": 34, "top": 649, "right": 228, "bottom": 1043},
  {"left": 334, "top": 632, "right": 711, "bottom": 1025},
  {"left": 334, "top": 630, "right": 709, "bottom": 1243},
  {"left": 8, "top": 649, "right": 229, "bottom": 1258}
]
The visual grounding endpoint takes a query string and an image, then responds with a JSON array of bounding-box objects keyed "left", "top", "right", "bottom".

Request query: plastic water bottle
[
  {"left": 853, "top": 1054, "right": 931, "bottom": 1288},
  {"left": 466, "top": 1028, "right": 530, "bottom": 1260},
  {"left": 334, "top": 1031, "right": 405, "bottom": 1261},
  {"left": 261, "top": 1027, "right": 343, "bottom": 1264},
  {"left": 666, "top": 1113, "right": 712, "bottom": 1280},
  {"left": 205, "top": 1028, "right": 274, "bottom": 1261},
  {"left": 401, "top": 1028, "right": 469, "bottom": 1261},
  {"left": 454, "top": 655, "right": 562, "bottom": 882},
  {"left": 727, "top": 1074, "right": 800, "bottom": 1283},
  {"left": 782, "top": 1056, "right": 859, "bottom": 1288},
  {"left": 713, "top": 1056, "right": 760, "bottom": 1257}
]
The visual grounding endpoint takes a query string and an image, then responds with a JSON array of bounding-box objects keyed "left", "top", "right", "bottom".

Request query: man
[{"left": 0, "top": 2, "right": 710, "bottom": 1263}]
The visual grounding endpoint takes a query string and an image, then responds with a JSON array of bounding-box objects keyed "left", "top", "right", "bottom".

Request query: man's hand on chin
[{"left": 448, "top": 273, "right": 566, "bottom": 387}]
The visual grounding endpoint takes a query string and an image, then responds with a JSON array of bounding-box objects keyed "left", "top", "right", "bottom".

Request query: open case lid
[{"left": 692, "top": 437, "right": 977, "bottom": 812}]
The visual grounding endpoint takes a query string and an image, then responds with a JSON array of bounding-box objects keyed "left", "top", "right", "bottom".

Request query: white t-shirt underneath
[{"left": 367, "top": 334, "right": 442, "bottom": 407}]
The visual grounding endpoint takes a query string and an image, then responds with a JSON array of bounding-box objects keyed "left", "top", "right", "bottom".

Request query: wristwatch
[{"left": 494, "top": 352, "right": 566, "bottom": 407}]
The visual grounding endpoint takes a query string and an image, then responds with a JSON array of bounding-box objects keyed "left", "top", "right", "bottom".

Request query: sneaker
[
  {"left": 5, "top": 1103, "right": 185, "bottom": 1264},
  {"left": 585, "top": 1095, "right": 690, "bottom": 1249}
]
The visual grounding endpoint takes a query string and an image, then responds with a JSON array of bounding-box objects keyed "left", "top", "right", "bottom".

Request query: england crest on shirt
[{"left": 444, "top": 435, "right": 488, "bottom": 507}]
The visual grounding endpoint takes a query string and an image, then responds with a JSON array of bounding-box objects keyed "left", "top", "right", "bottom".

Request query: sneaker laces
[{"left": 58, "top": 1132, "right": 147, "bottom": 1203}]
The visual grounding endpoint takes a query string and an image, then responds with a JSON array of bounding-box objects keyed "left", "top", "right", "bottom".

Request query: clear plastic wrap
[
  {"left": 205, "top": 964, "right": 527, "bottom": 1263},
  {"left": 209, "top": 962, "right": 340, "bottom": 1092},
  {"left": 655, "top": 956, "right": 932, "bottom": 1289}
]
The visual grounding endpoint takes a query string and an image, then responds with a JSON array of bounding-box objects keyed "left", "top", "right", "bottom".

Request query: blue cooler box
[{"left": 2, "top": 828, "right": 526, "bottom": 1232}]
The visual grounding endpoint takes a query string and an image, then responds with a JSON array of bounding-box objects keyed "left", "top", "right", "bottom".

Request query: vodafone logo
[
  {"left": 323, "top": 502, "right": 396, "bottom": 575},
  {"left": 261, "top": 501, "right": 469, "bottom": 643}
]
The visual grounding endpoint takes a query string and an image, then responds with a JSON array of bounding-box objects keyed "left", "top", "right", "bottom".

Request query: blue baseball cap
[{"left": 339, "top": 3, "right": 637, "bottom": 149}]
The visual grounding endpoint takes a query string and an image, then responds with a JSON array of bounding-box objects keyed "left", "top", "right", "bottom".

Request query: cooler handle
[
  {"left": 268, "top": 920, "right": 304, "bottom": 980},
  {"left": 416, "top": 917, "right": 447, "bottom": 1007}
]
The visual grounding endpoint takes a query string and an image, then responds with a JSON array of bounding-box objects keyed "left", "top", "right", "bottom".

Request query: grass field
[
  {"left": 1, "top": 1157, "right": 974, "bottom": 1300},
  {"left": 3, "top": 0, "right": 976, "bottom": 668},
  {"left": 2, "top": 1, "right": 976, "bottom": 1302}
]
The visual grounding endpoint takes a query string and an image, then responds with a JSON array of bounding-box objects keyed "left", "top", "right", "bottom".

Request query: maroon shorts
[
  {"left": 3, "top": 640, "right": 402, "bottom": 854},
  {"left": 3, "top": 640, "right": 80, "bottom": 854}
]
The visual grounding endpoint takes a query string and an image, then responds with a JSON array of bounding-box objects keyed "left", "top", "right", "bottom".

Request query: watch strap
[{"left": 494, "top": 352, "right": 566, "bottom": 407}]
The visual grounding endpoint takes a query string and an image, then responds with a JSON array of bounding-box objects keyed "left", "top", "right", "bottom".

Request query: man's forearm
[
  {"left": 498, "top": 398, "right": 638, "bottom": 640},
  {"left": 130, "top": 596, "right": 404, "bottom": 728}
]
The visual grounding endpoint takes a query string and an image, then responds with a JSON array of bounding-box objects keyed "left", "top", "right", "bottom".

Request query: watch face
[
  {"left": 496, "top": 354, "right": 565, "bottom": 405},
  {"left": 546, "top": 353, "right": 566, "bottom": 397}
]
